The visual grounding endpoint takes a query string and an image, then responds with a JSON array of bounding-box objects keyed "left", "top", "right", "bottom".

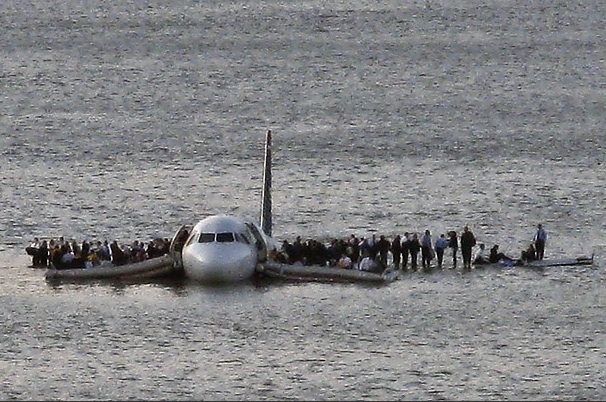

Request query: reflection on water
[{"left": 2, "top": 245, "right": 605, "bottom": 400}]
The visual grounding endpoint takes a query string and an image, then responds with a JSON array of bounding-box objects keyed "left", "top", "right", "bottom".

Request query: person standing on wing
[
  {"left": 460, "top": 225, "right": 477, "bottom": 270},
  {"left": 534, "top": 223, "right": 547, "bottom": 260},
  {"left": 434, "top": 233, "right": 449, "bottom": 269},
  {"left": 420, "top": 229, "right": 433, "bottom": 269},
  {"left": 408, "top": 233, "right": 421, "bottom": 271},
  {"left": 448, "top": 230, "right": 458, "bottom": 268}
]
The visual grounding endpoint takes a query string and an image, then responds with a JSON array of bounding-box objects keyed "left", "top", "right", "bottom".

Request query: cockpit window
[
  {"left": 216, "top": 232, "right": 235, "bottom": 242},
  {"left": 235, "top": 233, "right": 250, "bottom": 244},
  {"left": 199, "top": 233, "right": 215, "bottom": 243},
  {"left": 186, "top": 231, "right": 198, "bottom": 247}
]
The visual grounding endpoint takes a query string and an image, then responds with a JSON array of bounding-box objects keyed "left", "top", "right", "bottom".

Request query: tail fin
[{"left": 260, "top": 130, "right": 272, "bottom": 237}]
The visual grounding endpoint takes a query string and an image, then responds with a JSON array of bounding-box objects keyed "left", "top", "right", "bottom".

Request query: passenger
[
  {"left": 280, "top": 239, "right": 295, "bottom": 264},
  {"left": 86, "top": 249, "right": 101, "bottom": 268},
  {"left": 154, "top": 238, "right": 169, "bottom": 257},
  {"left": 158, "top": 238, "right": 171, "bottom": 256},
  {"left": 61, "top": 244, "right": 76, "bottom": 267},
  {"left": 390, "top": 234, "right": 402, "bottom": 269},
  {"left": 29, "top": 237, "right": 40, "bottom": 250},
  {"left": 376, "top": 235, "right": 390, "bottom": 267},
  {"left": 26, "top": 237, "right": 40, "bottom": 267},
  {"left": 460, "top": 226, "right": 477, "bottom": 269},
  {"left": 534, "top": 223, "right": 547, "bottom": 260},
  {"left": 359, "top": 236, "right": 371, "bottom": 258},
  {"left": 401, "top": 232, "right": 410, "bottom": 270},
  {"left": 291, "top": 236, "right": 304, "bottom": 264},
  {"left": 71, "top": 239, "right": 81, "bottom": 258},
  {"left": 367, "top": 234, "right": 377, "bottom": 251},
  {"left": 37, "top": 240, "right": 49, "bottom": 267},
  {"left": 131, "top": 240, "right": 145, "bottom": 262},
  {"left": 268, "top": 247, "right": 281, "bottom": 262},
  {"left": 48, "top": 240, "right": 61, "bottom": 267},
  {"left": 358, "top": 250, "right": 382, "bottom": 274},
  {"left": 337, "top": 253, "right": 353, "bottom": 269},
  {"left": 306, "top": 239, "right": 329, "bottom": 266},
  {"left": 81, "top": 240, "right": 90, "bottom": 262},
  {"left": 434, "top": 233, "right": 449, "bottom": 269},
  {"left": 325, "top": 238, "right": 341, "bottom": 266},
  {"left": 146, "top": 240, "right": 161, "bottom": 259},
  {"left": 521, "top": 242, "right": 537, "bottom": 262},
  {"left": 274, "top": 247, "right": 290, "bottom": 264},
  {"left": 473, "top": 243, "right": 489, "bottom": 265},
  {"left": 100, "top": 240, "right": 111, "bottom": 261},
  {"left": 51, "top": 243, "right": 66, "bottom": 269},
  {"left": 348, "top": 236, "right": 361, "bottom": 266},
  {"left": 408, "top": 233, "right": 421, "bottom": 271},
  {"left": 110, "top": 240, "right": 128, "bottom": 266},
  {"left": 420, "top": 230, "right": 433, "bottom": 269},
  {"left": 489, "top": 244, "right": 515, "bottom": 264},
  {"left": 448, "top": 230, "right": 459, "bottom": 268}
]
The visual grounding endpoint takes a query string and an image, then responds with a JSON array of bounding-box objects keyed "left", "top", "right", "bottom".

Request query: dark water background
[{"left": 1, "top": 0, "right": 605, "bottom": 400}]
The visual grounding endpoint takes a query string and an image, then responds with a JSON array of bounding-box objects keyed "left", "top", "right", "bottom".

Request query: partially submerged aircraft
[
  {"left": 43, "top": 130, "right": 397, "bottom": 285},
  {"left": 43, "top": 129, "right": 597, "bottom": 283},
  {"left": 178, "top": 130, "right": 279, "bottom": 283}
]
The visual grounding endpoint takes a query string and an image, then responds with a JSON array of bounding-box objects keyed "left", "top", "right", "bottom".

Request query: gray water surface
[{"left": 1, "top": 0, "right": 605, "bottom": 400}]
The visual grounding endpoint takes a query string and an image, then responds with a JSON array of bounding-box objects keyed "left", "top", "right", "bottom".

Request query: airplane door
[
  {"left": 169, "top": 224, "right": 191, "bottom": 269},
  {"left": 246, "top": 222, "right": 267, "bottom": 263}
]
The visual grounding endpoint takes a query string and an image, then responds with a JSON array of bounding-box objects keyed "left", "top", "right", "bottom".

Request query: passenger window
[
  {"left": 216, "top": 232, "right": 235, "bottom": 243},
  {"left": 199, "top": 233, "right": 215, "bottom": 243}
]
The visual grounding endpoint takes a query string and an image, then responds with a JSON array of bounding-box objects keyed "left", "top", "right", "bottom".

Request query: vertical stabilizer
[{"left": 260, "top": 130, "right": 272, "bottom": 236}]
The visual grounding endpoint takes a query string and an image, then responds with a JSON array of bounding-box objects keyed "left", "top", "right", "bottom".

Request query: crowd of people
[
  {"left": 271, "top": 223, "right": 548, "bottom": 273},
  {"left": 26, "top": 236, "right": 172, "bottom": 270},
  {"left": 26, "top": 224, "right": 548, "bottom": 273}
]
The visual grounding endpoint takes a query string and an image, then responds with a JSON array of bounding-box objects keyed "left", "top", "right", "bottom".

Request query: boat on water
[
  {"left": 44, "top": 226, "right": 189, "bottom": 282},
  {"left": 257, "top": 260, "right": 400, "bottom": 284}
]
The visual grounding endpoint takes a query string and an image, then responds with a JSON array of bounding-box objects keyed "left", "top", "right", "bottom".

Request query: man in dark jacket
[
  {"left": 401, "top": 232, "right": 410, "bottom": 270},
  {"left": 460, "top": 226, "right": 476, "bottom": 269},
  {"left": 390, "top": 235, "right": 401, "bottom": 269},
  {"left": 448, "top": 231, "right": 458, "bottom": 268}
]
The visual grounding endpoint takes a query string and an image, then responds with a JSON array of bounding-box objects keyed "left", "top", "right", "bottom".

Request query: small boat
[
  {"left": 257, "top": 260, "right": 400, "bottom": 283},
  {"left": 45, "top": 254, "right": 181, "bottom": 281}
]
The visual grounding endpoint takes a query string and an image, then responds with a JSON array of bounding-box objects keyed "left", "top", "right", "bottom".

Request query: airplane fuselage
[
  {"left": 181, "top": 215, "right": 266, "bottom": 283},
  {"left": 179, "top": 130, "right": 275, "bottom": 284}
]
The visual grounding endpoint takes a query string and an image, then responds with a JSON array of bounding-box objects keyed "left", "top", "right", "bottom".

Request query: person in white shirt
[
  {"left": 26, "top": 237, "right": 41, "bottom": 266},
  {"left": 473, "top": 243, "right": 489, "bottom": 265},
  {"left": 338, "top": 254, "right": 353, "bottom": 269},
  {"left": 434, "top": 233, "right": 449, "bottom": 269},
  {"left": 358, "top": 252, "right": 382, "bottom": 273}
]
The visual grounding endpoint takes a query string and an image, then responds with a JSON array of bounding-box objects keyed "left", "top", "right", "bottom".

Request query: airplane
[{"left": 177, "top": 130, "right": 279, "bottom": 283}]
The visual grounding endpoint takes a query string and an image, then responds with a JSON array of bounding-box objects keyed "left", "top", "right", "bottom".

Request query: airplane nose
[
  {"left": 199, "top": 253, "right": 236, "bottom": 272},
  {"left": 183, "top": 244, "right": 256, "bottom": 283}
]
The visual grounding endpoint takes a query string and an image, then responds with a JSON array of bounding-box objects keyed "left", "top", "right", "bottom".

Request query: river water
[{"left": 1, "top": 0, "right": 605, "bottom": 400}]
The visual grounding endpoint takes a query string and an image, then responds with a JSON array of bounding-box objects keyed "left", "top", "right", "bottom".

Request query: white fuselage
[
  {"left": 181, "top": 215, "right": 266, "bottom": 283},
  {"left": 179, "top": 130, "right": 276, "bottom": 284}
]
